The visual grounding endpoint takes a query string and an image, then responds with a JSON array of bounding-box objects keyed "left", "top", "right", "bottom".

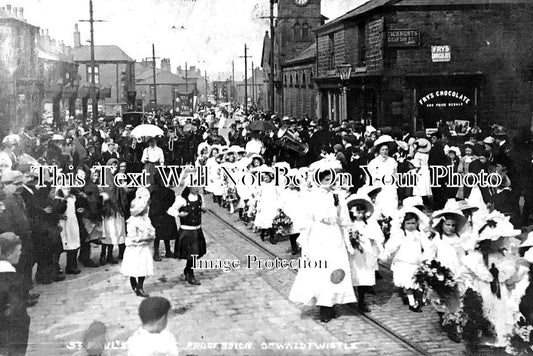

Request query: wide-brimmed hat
[
  {"left": 197, "top": 142, "right": 210, "bottom": 156},
  {"left": 414, "top": 138, "right": 431, "bottom": 154},
  {"left": 402, "top": 196, "right": 427, "bottom": 211},
  {"left": 483, "top": 136, "right": 495, "bottom": 146},
  {"left": 372, "top": 135, "right": 395, "bottom": 151},
  {"left": 431, "top": 207, "right": 467, "bottom": 231},
  {"left": 130, "top": 195, "right": 149, "bottom": 216},
  {"left": 1, "top": 170, "right": 23, "bottom": 184},
  {"left": 356, "top": 185, "right": 382, "bottom": 199},
  {"left": 230, "top": 145, "right": 246, "bottom": 155},
  {"left": 248, "top": 153, "right": 264, "bottom": 165},
  {"left": 309, "top": 154, "right": 342, "bottom": 174},
  {"left": 2, "top": 134, "right": 20, "bottom": 146},
  {"left": 476, "top": 210, "right": 521, "bottom": 242},
  {"left": 397, "top": 206, "right": 429, "bottom": 228},
  {"left": 464, "top": 141, "right": 476, "bottom": 150},
  {"left": 346, "top": 194, "right": 374, "bottom": 216},
  {"left": 135, "top": 187, "right": 151, "bottom": 201},
  {"left": 520, "top": 231, "right": 533, "bottom": 248},
  {"left": 450, "top": 199, "right": 479, "bottom": 213}
]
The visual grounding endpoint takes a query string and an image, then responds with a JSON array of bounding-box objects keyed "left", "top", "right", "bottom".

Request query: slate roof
[
  {"left": 72, "top": 45, "right": 134, "bottom": 63},
  {"left": 283, "top": 44, "right": 316, "bottom": 67}
]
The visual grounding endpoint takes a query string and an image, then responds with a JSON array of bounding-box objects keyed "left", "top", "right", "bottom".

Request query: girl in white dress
[
  {"left": 412, "top": 138, "right": 432, "bottom": 200},
  {"left": 381, "top": 207, "right": 431, "bottom": 312},
  {"left": 58, "top": 187, "right": 81, "bottom": 274},
  {"left": 221, "top": 149, "right": 238, "bottom": 213},
  {"left": 120, "top": 188, "right": 154, "bottom": 298},
  {"left": 205, "top": 145, "right": 221, "bottom": 200},
  {"left": 367, "top": 141, "right": 398, "bottom": 218},
  {"left": 253, "top": 165, "right": 279, "bottom": 244},
  {"left": 289, "top": 157, "right": 357, "bottom": 323},
  {"left": 343, "top": 195, "right": 384, "bottom": 313}
]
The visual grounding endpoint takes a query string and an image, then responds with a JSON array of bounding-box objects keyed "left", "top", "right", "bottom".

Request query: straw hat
[
  {"left": 402, "top": 196, "right": 426, "bottom": 211},
  {"left": 248, "top": 153, "right": 264, "bottom": 165},
  {"left": 197, "top": 142, "right": 210, "bottom": 156},
  {"left": 346, "top": 194, "right": 374, "bottom": 217},
  {"left": 130, "top": 195, "right": 149, "bottom": 216},
  {"left": 397, "top": 206, "right": 429, "bottom": 228},
  {"left": 476, "top": 210, "right": 521, "bottom": 242},
  {"left": 309, "top": 154, "right": 342, "bottom": 173},
  {"left": 414, "top": 138, "right": 431, "bottom": 154},
  {"left": 357, "top": 185, "right": 382, "bottom": 199},
  {"left": 2, "top": 134, "right": 20, "bottom": 146},
  {"left": 431, "top": 207, "right": 467, "bottom": 231},
  {"left": 520, "top": 231, "right": 533, "bottom": 248},
  {"left": 372, "top": 135, "right": 395, "bottom": 150},
  {"left": 449, "top": 199, "right": 479, "bottom": 213}
]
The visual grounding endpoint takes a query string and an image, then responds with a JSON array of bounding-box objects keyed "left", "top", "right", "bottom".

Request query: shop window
[
  {"left": 86, "top": 65, "right": 100, "bottom": 84},
  {"left": 328, "top": 34, "right": 335, "bottom": 70},
  {"left": 358, "top": 23, "right": 366, "bottom": 67},
  {"left": 302, "top": 23, "right": 310, "bottom": 40},
  {"left": 296, "top": 73, "right": 299, "bottom": 87},
  {"left": 302, "top": 72, "right": 306, "bottom": 87},
  {"left": 293, "top": 22, "right": 301, "bottom": 41}
]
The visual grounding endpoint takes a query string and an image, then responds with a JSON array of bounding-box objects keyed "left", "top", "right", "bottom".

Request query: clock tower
[{"left": 276, "top": 0, "right": 322, "bottom": 64}]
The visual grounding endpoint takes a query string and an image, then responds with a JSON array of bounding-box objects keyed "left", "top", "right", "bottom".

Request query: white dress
[
  {"left": 102, "top": 213, "right": 126, "bottom": 245},
  {"left": 206, "top": 157, "right": 224, "bottom": 196},
  {"left": 289, "top": 188, "right": 357, "bottom": 307},
  {"left": 120, "top": 215, "right": 155, "bottom": 277},
  {"left": 461, "top": 250, "right": 530, "bottom": 347},
  {"left": 344, "top": 220, "right": 384, "bottom": 286},
  {"left": 430, "top": 233, "right": 467, "bottom": 279},
  {"left": 253, "top": 183, "right": 279, "bottom": 229},
  {"left": 127, "top": 328, "right": 179, "bottom": 356},
  {"left": 367, "top": 156, "right": 398, "bottom": 218},
  {"left": 382, "top": 229, "right": 432, "bottom": 289},
  {"left": 59, "top": 195, "right": 81, "bottom": 251},
  {"left": 412, "top": 152, "right": 432, "bottom": 197}
]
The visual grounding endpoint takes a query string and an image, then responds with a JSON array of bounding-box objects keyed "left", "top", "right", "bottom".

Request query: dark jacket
[{"left": 0, "top": 271, "right": 30, "bottom": 356}]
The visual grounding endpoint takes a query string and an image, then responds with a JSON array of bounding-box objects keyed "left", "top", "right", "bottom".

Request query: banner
[{"left": 175, "top": 92, "right": 195, "bottom": 116}]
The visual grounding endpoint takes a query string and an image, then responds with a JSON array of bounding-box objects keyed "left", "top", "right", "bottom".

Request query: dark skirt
[
  {"left": 150, "top": 214, "right": 178, "bottom": 240},
  {"left": 176, "top": 228, "right": 206, "bottom": 260}
]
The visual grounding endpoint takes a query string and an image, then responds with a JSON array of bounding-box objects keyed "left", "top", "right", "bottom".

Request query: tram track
[{"left": 206, "top": 208, "right": 429, "bottom": 356}]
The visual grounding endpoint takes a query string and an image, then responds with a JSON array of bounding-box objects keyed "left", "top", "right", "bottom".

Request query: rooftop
[{"left": 72, "top": 45, "right": 134, "bottom": 63}]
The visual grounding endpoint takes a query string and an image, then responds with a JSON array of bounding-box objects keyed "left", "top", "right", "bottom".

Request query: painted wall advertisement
[{"left": 431, "top": 45, "right": 451, "bottom": 62}]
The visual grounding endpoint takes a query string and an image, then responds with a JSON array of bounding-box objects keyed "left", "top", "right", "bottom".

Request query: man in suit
[
  {"left": 428, "top": 132, "right": 450, "bottom": 210},
  {"left": 0, "top": 171, "right": 38, "bottom": 307},
  {"left": 0, "top": 232, "right": 30, "bottom": 356},
  {"left": 101, "top": 140, "right": 120, "bottom": 164}
]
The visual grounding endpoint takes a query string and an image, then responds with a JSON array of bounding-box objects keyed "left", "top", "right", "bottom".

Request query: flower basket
[{"left": 272, "top": 209, "right": 293, "bottom": 236}]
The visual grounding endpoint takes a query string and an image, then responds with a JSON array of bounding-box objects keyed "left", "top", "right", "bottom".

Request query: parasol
[
  {"left": 248, "top": 120, "right": 277, "bottom": 132},
  {"left": 130, "top": 124, "right": 164, "bottom": 138}
]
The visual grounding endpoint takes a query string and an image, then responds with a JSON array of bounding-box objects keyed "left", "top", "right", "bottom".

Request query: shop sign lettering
[
  {"left": 431, "top": 45, "right": 451, "bottom": 62},
  {"left": 387, "top": 29, "right": 420, "bottom": 47},
  {"left": 418, "top": 90, "right": 471, "bottom": 107}
]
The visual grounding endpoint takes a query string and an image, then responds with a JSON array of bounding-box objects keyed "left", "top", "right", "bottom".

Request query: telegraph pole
[
  {"left": 80, "top": 0, "right": 105, "bottom": 125},
  {"left": 231, "top": 60, "right": 235, "bottom": 103},
  {"left": 152, "top": 44, "right": 157, "bottom": 108},
  {"left": 204, "top": 69, "right": 208, "bottom": 102},
  {"left": 269, "top": 0, "right": 275, "bottom": 113},
  {"left": 239, "top": 44, "right": 252, "bottom": 112},
  {"left": 185, "top": 62, "right": 189, "bottom": 92},
  {"left": 251, "top": 61, "right": 255, "bottom": 106}
]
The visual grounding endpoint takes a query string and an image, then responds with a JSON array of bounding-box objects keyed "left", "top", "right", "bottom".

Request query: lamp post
[{"left": 338, "top": 64, "right": 352, "bottom": 122}]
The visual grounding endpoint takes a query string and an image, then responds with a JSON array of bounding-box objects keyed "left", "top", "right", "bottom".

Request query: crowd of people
[{"left": 1, "top": 104, "right": 533, "bottom": 354}]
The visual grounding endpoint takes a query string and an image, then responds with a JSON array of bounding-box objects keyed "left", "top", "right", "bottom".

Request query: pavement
[{"left": 26, "top": 197, "right": 466, "bottom": 356}]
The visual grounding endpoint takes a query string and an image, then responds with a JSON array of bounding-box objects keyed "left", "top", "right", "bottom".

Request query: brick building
[
  {"left": 135, "top": 58, "right": 197, "bottom": 111},
  {"left": 235, "top": 68, "right": 266, "bottom": 109},
  {"left": 314, "top": 0, "right": 533, "bottom": 131},
  {"left": 0, "top": 5, "right": 79, "bottom": 132},
  {"left": 261, "top": 0, "right": 325, "bottom": 116},
  {"left": 72, "top": 24, "right": 135, "bottom": 117}
]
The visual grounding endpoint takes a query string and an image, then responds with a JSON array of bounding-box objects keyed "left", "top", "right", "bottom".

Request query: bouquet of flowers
[
  {"left": 348, "top": 229, "right": 363, "bottom": 253},
  {"left": 272, "top": 209, "right": 293, "bottom": 236},
  {"left": 414, "top": 260, "right": 457, "bottom": 300}
]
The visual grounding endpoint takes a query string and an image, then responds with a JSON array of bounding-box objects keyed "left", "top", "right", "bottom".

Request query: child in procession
[
  {"left": 120, "top": 188, "right": 154, "bottom": 298},
  {"left": 253, "top": 165, "right": 279, "bottom": 244},
  {"left": 343, "top": 195, "right": 384, "bottom": 313},
  {"left": 380, "top": 206, "right": 431, "bottom": 312}
]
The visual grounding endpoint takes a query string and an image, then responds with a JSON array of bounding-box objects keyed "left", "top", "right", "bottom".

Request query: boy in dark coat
[{"left": 0, "top": 232, "right": 30, "bottom": 356}]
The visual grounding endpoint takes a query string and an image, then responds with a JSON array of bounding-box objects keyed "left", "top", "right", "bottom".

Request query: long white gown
[
  {"left": 412, "top": 152, "right": 432, "bottom": 197},
  {"left": 289, "top": 188, "right": 357, "bottom": 307},
  {"left": 367, "top": 155, "right": 398, "bottom": 217}
]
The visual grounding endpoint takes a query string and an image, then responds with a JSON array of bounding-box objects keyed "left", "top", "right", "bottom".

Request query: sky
[{"left": 7, "top": 0, "right": 367, "bottom": 79}]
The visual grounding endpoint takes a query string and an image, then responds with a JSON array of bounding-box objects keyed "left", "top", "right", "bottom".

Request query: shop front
[{"left": 408, "top": 74, "right": 484, "bottom": 134}]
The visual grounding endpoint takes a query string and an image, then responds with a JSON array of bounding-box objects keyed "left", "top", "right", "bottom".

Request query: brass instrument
[{"left": 277, "top": 127, "right": 309, "bottom": 155}]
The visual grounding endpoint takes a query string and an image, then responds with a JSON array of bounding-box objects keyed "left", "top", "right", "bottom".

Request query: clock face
[{"left": 294, "top": 0, "right": 310, "bottom": 6}]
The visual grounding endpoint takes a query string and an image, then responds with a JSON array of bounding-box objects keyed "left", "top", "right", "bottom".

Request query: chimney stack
[
  {"left": 6, "top": 5, "right": 11, "bottom": 14},
  {"left": 161, "top": 58, "right": 171, "bottom": 72},
  {"left": 73, "top": 23, "right": 81, "bottom": 48},
  {"left": 18, "top": 7, "right": 23, "bottom": 19}
]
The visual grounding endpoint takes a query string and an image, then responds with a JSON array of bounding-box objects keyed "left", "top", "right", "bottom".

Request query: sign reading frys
[
  {"left": 431, "top": 45, "right": 451, "bottom": 62},
  {"left": 387, "top": 29, "right": 420, "bottom": 47},
  {"left": 418, "top": 90, "right": 472, "bottom": 108}
]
